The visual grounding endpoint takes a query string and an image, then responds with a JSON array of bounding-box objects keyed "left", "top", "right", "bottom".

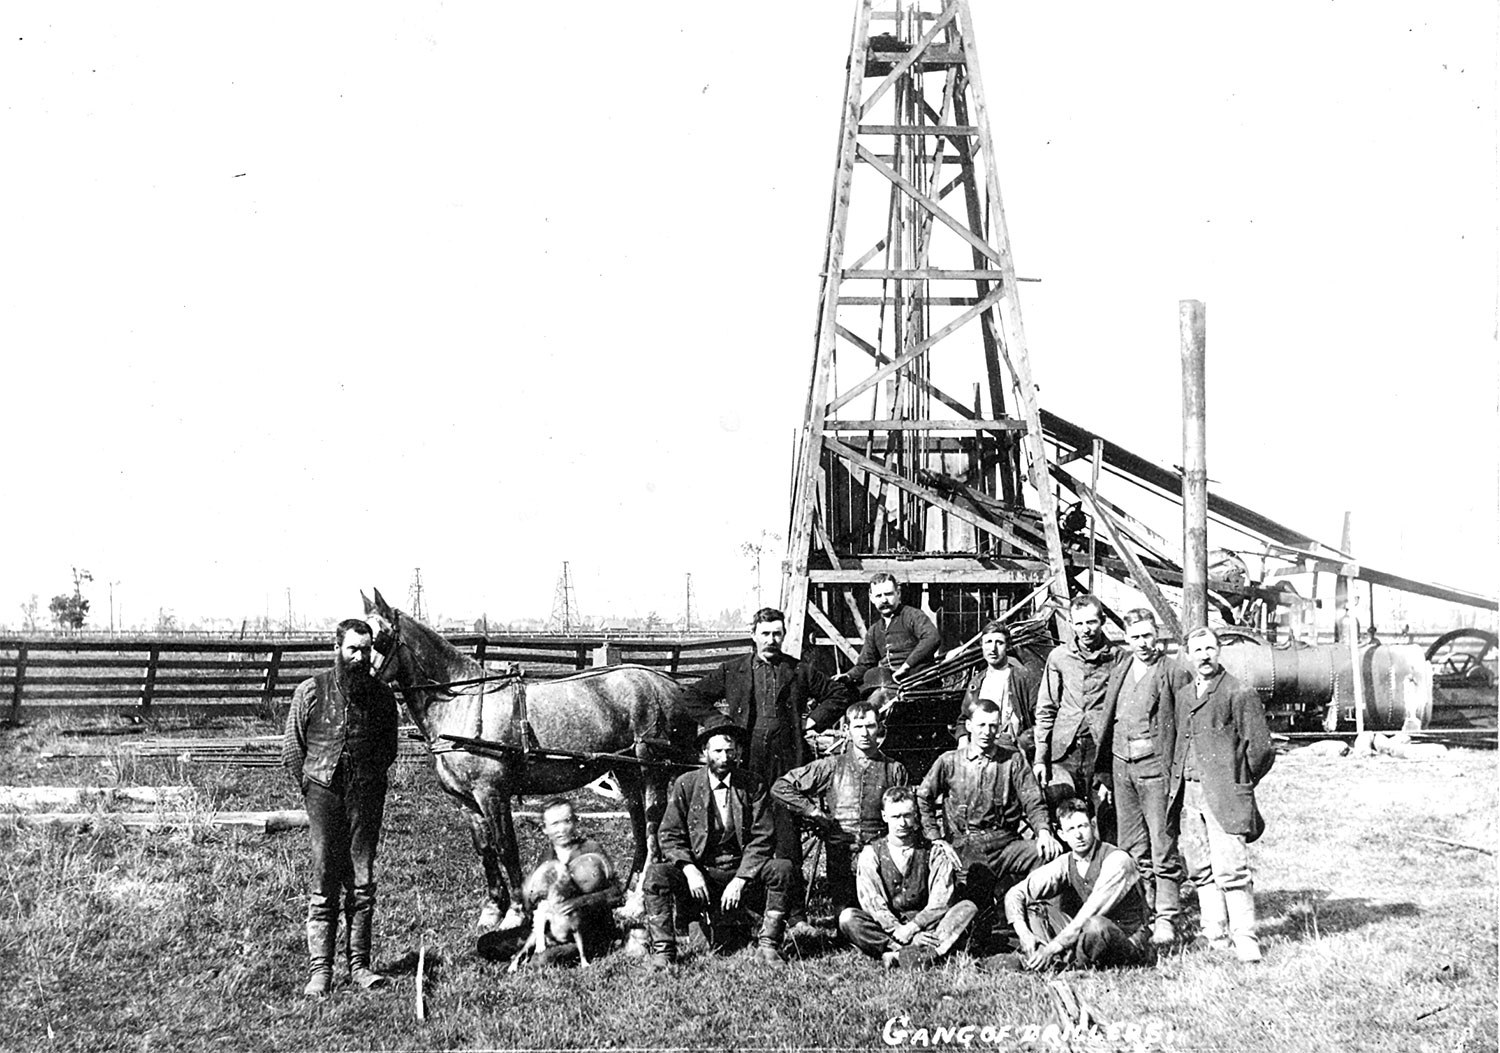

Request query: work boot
[
  {"left": 645, "top": 911, "right": 677, "bottom": 970},
  {"left": 1225, "top": 888, "right": 1263, "bottom": 963},
  {"left": 934, "top": 900, "right": 979, "bottom": 959},
  {"left": 304, "top": 919, "right": 336, "bottom": 997},
  {"left": 1150, "top": 917, "right": 1177, "bottom": 947},
  {"left": 1196, "top": 884, "right": 1231, "bottom": 951},
  {"left": 348, "top": 904, "right": 389, "bottom": 990},
  {"left": 754, "top": 909, "right": 787, "bottom": 964}
]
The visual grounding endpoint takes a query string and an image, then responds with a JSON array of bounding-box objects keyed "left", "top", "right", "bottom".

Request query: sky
[{"left": 2, "top": 2, "right": 1495, "bottom": 631}]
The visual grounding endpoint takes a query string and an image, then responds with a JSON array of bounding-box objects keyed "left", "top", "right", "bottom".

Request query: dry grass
[{"left": 0, "top": 718, "right": 1494, "bottom": 1053}]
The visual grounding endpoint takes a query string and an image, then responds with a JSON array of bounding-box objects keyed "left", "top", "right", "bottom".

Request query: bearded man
[{"left": 282, "top": 618, "right": 400, "bottom": 997}]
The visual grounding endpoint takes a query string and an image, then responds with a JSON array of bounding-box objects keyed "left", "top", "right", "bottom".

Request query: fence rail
[{"left": 0, "top": 634, "right": 750, "bottom": 721}]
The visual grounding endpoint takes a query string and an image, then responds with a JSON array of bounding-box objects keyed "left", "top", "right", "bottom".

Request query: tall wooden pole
[{"left": 1180, "top": 300, "right": 1208, "bottom": 633}]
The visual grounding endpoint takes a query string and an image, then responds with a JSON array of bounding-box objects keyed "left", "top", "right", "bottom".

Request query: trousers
[
  {"left": 1111, "top": 754, "right": 1184, "bottom": 920},
  {"left": 303, "top": 762, "right": 388, "bottom": 924}
]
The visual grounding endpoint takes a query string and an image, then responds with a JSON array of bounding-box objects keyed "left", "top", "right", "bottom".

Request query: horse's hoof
[
  {"left": 498, "top": 906, "right": 526, "bottom": 932},
  {"left": 477, "top": 905, "right": 504, "bottom": 931}
]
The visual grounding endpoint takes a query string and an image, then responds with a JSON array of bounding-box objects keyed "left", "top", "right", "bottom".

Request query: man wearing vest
[
  {"left": 772, "top": 701, "right": 909, "bottom": 917},
  {"left": 917, "top": 698, "right": 1062, "bottom": 951},
  {"left": 840, "top": 786, "right": 978, "bottom": 968},
  {"left": 1094, "top": 608, "right": 1187, "bottom": 947},
  {"left": 837, "top": 573, "right": 941, "bottom": 711},
  {"left": 642, "top": 719, "right": 797, "bottom": 967},
  {"left": 1035, "top": 595, "right": 1121, "bottom": 811},
  {"left": 282, "top": 618, "right": 400, "bottom": 997},
  {"left": 1002, "top": 798, "right": 1152, "bottom": 970},
  {"left": 1168, "top": 626, "right": 1275, "bottom": 963}
]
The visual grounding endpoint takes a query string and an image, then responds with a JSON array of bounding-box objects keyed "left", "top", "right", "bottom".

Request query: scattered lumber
[
  {"left": 0, "top": 786, "right": 195, "bottom": 810},
  {"left": 1373, "top": 733, "right": 1450, "bottom": 761},
  {"left": 2, "top": 809, "right": 309, "bottom": 833}
]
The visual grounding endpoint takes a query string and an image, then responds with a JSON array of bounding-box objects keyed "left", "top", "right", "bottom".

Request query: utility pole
[
  {"left": 108, "top": 580, "right": 120, "bottom": 634},
  {"left": 286, "top": 587, "right": 295, "bottom": 633},
  {"left": 684, "top": 573, "right": 694, "bottom": 632},
  {"left": 1180, "top": 299, "right": 1208, "bottom": 633}
]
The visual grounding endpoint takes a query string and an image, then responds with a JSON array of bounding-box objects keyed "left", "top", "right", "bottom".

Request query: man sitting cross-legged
[
  {"left": 772, "top": 701, "right": 909, "bottom": 918},
  {"left": 1001, "top": 797, "right": 1153, "bottom": 971},
  {"left": 839, "top": 786, "right": 978, "bottom": 969},
  {"left": 641, "top": 719, "right": 797, "bottom": 967}
]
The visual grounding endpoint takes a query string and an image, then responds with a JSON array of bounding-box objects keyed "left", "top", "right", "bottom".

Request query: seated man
[
  {"left": 477, "top": 796, "right": 624, "bottom": 965},
  {"left": 641, "top": 719, "right": 797, "bottom": 967},
  {"left": 839, "top": 786, "right": 977, "bottom": 969},
  {"left": 1002, "top": 797, "right": 1152, "bottom": 970},
  {"left": 837, "top": 573, "right": 940, "bottom": 711},
  {"left": 772, "top": 701, "right": 909, "bottom": 916},
  {"left": 918, "top": 698, "right": 1062, "bottom": 951}
]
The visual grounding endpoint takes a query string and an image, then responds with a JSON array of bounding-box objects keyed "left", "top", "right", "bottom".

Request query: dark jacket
[
  {"left": 659, "top": 765, "right": 778, "bottom": 882},
  {"left": 281, "top": 670, "right": 399, "bottom": 788},
  {"left": 1167, "top": 667, "right": 1275, "bottom": 841},
  {"left": 1093, "top": 654, "right": 1183, "bottom": 780},
  {"left": 1035, "top": 639, "right": 1122, "bottom": 764},
  {"left": 848, "top": 605, "right": 941, "bottom": 685},
  {"left": 680, "top": 651, "right": 848, "bottom": 774},
  {"left": 955, "top": 657, "right": 1038, "bottom": 758}
]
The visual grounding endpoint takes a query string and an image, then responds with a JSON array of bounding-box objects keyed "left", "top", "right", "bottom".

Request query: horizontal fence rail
[{"left": 0, "top": 633, "right": 751, "bottom": 721}]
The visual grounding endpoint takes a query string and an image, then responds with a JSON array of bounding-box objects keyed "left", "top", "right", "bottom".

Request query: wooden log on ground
[
  {"left": 0, "top": 786, "right": 196, "bottom": 810},
  {"left": 1, "top": 809, "right": 309, "bottom": 832}
]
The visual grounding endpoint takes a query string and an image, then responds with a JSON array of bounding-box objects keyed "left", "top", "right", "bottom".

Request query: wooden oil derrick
[{"left": 781, "top": 0, "right": 1069, "bottom": 662}]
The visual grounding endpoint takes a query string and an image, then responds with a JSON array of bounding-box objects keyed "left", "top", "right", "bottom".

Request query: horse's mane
[{"left": 398, "top": 609, "right": 485, "bottom": 681}]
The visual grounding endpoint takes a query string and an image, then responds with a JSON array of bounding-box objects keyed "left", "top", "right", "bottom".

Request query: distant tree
[
  {"left": 20, "top": 595, "right": 39, "bottom": 632},
  {"left": 49, "top": 594, "right": 89, "bottom": 630},
  {"left": 156, "top": 608, "right": 179, "bottom": 633},
  {"left": 643, "top": 611, "right": 663, "bottom": 630}
]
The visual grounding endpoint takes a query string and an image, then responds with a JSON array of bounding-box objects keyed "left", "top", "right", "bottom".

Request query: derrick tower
[{"left": 782, "top": 0, "right": 1068, "bottom": 661}]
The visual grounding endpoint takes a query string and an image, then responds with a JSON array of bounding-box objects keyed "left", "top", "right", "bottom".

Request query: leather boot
[
  {"left": 304, "top": 919, "right": 335, "bottom": 997},
  {"left": 755, "top": 909, "right": 787, "bottom": 964},
  {"left": 645, "top": 911, "right": 677, "bottom": 970},
  {"left": 933, "top": 900, "right": 978, "bottom": 958},
  {"left": 1196, "top": 884, "right": 1231, "bottom": 951},
  {"left": 348, "top": 904, "right": 388, "bottom": 990},
  {"left": 1224, "top": 887, "right": 1262, "bottom": 963}
]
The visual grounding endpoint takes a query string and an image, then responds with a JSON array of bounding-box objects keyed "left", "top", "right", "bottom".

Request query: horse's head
[{"left": 362, "top": 586, "right": 468, "bottom": 692}]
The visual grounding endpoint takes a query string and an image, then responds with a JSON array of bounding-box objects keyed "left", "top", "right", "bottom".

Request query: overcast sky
[{"left": 3, "top": 2, "right": 1494, "bottom": 630}]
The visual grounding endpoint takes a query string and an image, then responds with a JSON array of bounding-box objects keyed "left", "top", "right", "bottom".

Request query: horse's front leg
[
  {"left": 484, "top": 794, "right": 527, "bottom": 931},
  {"left": 465, "top": 808, "right": 509, "bottom": 931}
]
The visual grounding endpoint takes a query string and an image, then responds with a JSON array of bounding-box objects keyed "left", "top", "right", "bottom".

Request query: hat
[{"left": 695, "top": 717, "right": 749, "bottom": 751}]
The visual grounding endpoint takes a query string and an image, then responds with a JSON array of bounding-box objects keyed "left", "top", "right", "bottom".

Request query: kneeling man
[
  {"left": 840, "top": 786, "right": 977, "bottom": 968},
  {"left": 642, "top": 719, "right": 796, "bottom": 967},
  {"left": 1002, "top": 797, "right": 1152, "bottom": 970}
]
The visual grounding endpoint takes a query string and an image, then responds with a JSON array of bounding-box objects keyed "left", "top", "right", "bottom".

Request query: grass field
[{"left": 0, "top": 717, "right": 1494, "bottom": 1053}]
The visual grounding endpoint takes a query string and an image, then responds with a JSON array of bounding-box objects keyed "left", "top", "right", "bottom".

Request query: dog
[{"left": 507, "top": 852, "right": 612, "bottom": 972}]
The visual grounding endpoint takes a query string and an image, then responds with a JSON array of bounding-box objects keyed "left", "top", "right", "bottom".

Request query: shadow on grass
[{"left": 1255, "top": 887, "right": 1420, "bottom": 941}]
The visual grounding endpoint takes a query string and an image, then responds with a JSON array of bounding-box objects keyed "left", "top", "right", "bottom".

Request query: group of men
[{"left": 280, "top": 577, "right": 1274, "bottom": 994}]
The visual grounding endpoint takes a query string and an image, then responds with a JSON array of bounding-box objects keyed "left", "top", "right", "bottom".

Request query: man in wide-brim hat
[{"left": 639, "top": 717, "right": 797, "bottom": 967}]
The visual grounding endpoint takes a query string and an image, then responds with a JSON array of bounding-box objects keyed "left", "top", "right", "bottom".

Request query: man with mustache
[
  {"left": 838, "top": 573, "right": 941, "bottom": 711},
  {"left": 282, "top": 618, "right": 400, "bottom": 997}
]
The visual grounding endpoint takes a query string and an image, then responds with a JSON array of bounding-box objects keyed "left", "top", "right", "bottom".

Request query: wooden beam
[
  {"left": 811, "top": 566, "right": 1048, "bottom": 585},
  {"left": 855, "top": 144, "right": 1004, "bottom": 266},
  {"left": 1050, "top": 467, "right": 1178, "bottom": 568},
  {"left": 823, "top": 419, "right": 1025, "bottom": 432},
  {"left": 835, "top": 325, "right": 977, "bottom": 420},
  {"left": 859, "top": 124, "right": 979, "bottom": 136},
  {"left": 841, "top": 268, "right": 1005, "bottom": 280},
  {"left": 805, "top": 603, "right": 861, "bottom": 663},
  {"left": 1080, "top": 488, "right": 1184, "bottom": 640},
  {"left": 859, "top": 4, "right": 959, "bottom": 117}
]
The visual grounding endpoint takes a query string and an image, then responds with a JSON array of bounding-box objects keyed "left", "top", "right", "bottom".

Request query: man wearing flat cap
[{"left": 640, "top": 718, "right": 797, "bottom": 967}]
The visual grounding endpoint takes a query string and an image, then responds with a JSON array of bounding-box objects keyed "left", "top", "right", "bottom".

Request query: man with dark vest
[
  {"left": 282, "top": 618, "right": 400, "bottom": 997},
  {"left": 1034, "top": 594, "right": 1122, "bottom": 807},
  {"left": 1094, "top": 608, "right": 1186, "bottom": 946},
  {"left": 840, "top": 786, "right": 978, "bottom": 969},
  {"left": 641, "top": 719, "right": 798, "bottom": 967},
  {"left": 917, "top": 698, "right": 1062, "bottom": 950},
  {"left": 1167, "top": 626, "right": 1275, "bottom": 963},
  {"left": 838, "top": 572, "right": 941, "bottom": 711},
  {"left": 772, "top": 700, "right": 909, "bottom": 916},
  {"left": 1002, "top": 797, "right": 1152, "bottom": 970},
  {"left": 679, "top": 607, "right": 848, "bottom": 921}
]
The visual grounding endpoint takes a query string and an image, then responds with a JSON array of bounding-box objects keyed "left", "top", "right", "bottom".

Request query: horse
[{"left": 360, "top": 588, "right": 691, "bottom": 931}]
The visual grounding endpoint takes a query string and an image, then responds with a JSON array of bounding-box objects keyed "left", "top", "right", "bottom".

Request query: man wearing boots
[
  {"left": 1094, "top": 609, "right": 1187, "bottom": 946},
  {"left": 1002, "top": 798, "right": 1153, "bottom": 971},
  {"left": 772, "top": 701, "right": 909, "bottom": 916},
  {"left": 917, "top": 699, "right": 1062, "bottom": 953},
  {"left": 1034, "top": 595, "right": 1121, "bottom": 808},
  {"left": 282, "top": 618, "right": 400, "bottom": 997},
  {"left": 1168, "top": 626, "right": 1275, "bottom": 963},
  {"left": 840, "top": 786, "right": 977, "bottom": 969},
  {"left": 641, "top": 719, "right": 797, "bottom": 967}
]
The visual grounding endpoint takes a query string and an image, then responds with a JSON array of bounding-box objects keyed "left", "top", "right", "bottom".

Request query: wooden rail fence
[{"left": 0, "top": 634, "right": 750, "bottom": 722}]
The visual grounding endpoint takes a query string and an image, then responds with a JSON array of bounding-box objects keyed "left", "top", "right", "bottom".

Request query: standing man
[
  {"left": 772, "top": 701, "right": 909, "bottom": 916},
  {"left": 1034, "top": 595, "right": 1121, "bottom": 808},
  {"left": 1168, "top": 627, "right": 1275, "bottom": 963},
  {"left": 282, "top": 618, "right": 400, "bottom": 997},
  {"left": 839, "top": 573, "right": 941, "bottom": 711},
  {"left": 953, "top": 620, "right": 1038, "bottom": 759},
  {"left": 641, "top": 720, "right": 797, "bottom": 966},
  {"left": 839, "top": 786, "right": 978, "bottom": 969},
  {"left": 679, "top": 607, "right": 849, "bottom": 918},
  {"left": 1095, "top": 609, "right": 1187, "bottom": 946},
  {"left": 917, "top": 699, "right": 1063, "bottom": 951},
  {"left": 1002, "top": 798, "right": 1153, "bottom": 971}
]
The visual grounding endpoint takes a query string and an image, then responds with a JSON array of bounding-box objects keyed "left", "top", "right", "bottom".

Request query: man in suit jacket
[
  {"left": 680, "top": 606, "right": 850, "bottom": 916},
  {"left": 641, "top": 720, "right": 797, "bottom": 966},
  {"left": 1034, "top": 595, "right": 1122, "bottom": 807},
  {"left": 1093, "top": 608, "right": 1186, "bottom": 946},
  {"left": 1167, "top": 626, "right": 1275, "bottom": 963}
]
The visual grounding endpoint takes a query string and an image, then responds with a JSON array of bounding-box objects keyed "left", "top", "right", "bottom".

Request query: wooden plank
[
  {"left": 9, "top": 643, "right": 25, "bottom": 724},
  {"left": 261, "top": 646, "right": 283, "bottom": 716},
  {"left": 810, "top": 566, "right": 1047, "bottom": 585},
  {"left": 823, "top": 435, "right": 1048, "bottom": 558},
  {"left": 805, "top": 603, "right": 861, "bottom": 663},
  {"left": 827, "top": 284, "right": 1007, "bottom": 414},
  {"left": 838, "top": 296, "right": 988, "bottom": 305},
  {"left": 140, "top": 647, "right": 160, "bottom": 713},
  {"left": 859, "top": 3, "right": 958, "bottom": 117},
  {"left": 858, "top": 124, "right": 979, "bottom": 136},
  {"left": 822, "top": 419, "right": 1024, "bottom": 431},
  {"left": 813, "top": 516, "right": 868, "bottom": 639},
  {"left": 855, "top": 144, "right": 1004, "bottom": 266},
  {"left": 836, "top": 325, "right": 978, "bottom": 421},
  {"left": 1080, "top": 489, "right": 1184, "bottom": 641},
  {"left": 841, "top": 268, "right": 1004, "bottom": 280}
]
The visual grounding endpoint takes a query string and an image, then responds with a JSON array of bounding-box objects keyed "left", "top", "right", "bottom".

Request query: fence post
[
  {"left": 474, "top": 636, "right": 489, "bottom": 664},
  {"left": 261, "top": 646, "right": 283, "bottom": 719},
  {"left": 140, "top": 647, "right": 160, "bottom": 714},
  {"left": 9, "top": 644, "right": 26, "bottom": 725},
  {"left": 592, "top": 644, "right": 621, "bottom": 668}
]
